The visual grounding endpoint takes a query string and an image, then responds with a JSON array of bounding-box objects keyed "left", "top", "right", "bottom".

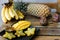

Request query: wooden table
[
  {"left": 34, "top": 36, "right": 60, "bottom": 40},
  {"left": 26, "top": 15, "right": 60, "bottom": 40},
  {"left": 0, "top": 15, "right": 60, "bottom": 40}
]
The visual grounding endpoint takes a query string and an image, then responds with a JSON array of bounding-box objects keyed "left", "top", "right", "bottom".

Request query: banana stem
[{"left": 9, "top": 0, "right": 13, "bottom": 3}]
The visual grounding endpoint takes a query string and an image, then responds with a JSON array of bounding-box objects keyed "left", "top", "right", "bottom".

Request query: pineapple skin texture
[{"left": 27, "top": 4, "right": 50, "bottom": 17}]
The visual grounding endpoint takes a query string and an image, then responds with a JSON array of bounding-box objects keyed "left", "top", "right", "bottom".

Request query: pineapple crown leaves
[{"left": 13, "top": 2, "right": 29, "bottom": 13}]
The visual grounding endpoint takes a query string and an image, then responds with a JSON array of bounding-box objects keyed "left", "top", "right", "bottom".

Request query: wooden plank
[
  {"left": 39, "top": 27, "right": 60, "bottom": 36},
  {"left": 1, "top": 15, "right": 60, "bottom": 36},
  {"left": 41, "top": 3, "right": 58, "bottom": 9},
  {"left": 25, "top": 15, "right": 60, "bottom": 35},
  {"left": 57, "top": 0, "right": 60, "bottom": 13},
  {"left": 33, "top": 36, "right": 60, "bottom": 40}
]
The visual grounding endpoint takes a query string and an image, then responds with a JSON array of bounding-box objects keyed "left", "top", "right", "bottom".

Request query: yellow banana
[
  {"left": 5, "top": 7, "right": 11, "bottom": 21},
  {"left": 9, "top": 6, "right": 15, "bottom": 18},
  {"left": 16, "top": 10, "right": 24, "bottom": 19},
  {"left": 11, "top": 7, "right": 18, "bottom": 20},
  {"left": 1, "top": 6, "right": 7, "bottom": 23}
]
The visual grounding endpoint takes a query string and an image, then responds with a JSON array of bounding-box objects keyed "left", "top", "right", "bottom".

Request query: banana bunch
[
  {"left": 12, "top": 21, "right": 31, "bottom": 30},
  {"left": 1, "top": 5, "right": 24, "bottom": 23}
]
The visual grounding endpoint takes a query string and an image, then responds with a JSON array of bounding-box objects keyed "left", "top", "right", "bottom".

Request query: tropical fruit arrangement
[
  {"left": 1, "top": 20, "right": 36, "bottom": 40},
  {"left": 1, "top": 0, "right": 60, "bottom": 40},
  {"left": 3, "top": 28, "right": 35, "bottom": 39},
  {"left": 0, "top": 1, "right": 51, "bottom": 39}
]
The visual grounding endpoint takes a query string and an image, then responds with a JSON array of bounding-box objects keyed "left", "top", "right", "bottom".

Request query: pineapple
[
  {"left": 27, "top": 4, "right": 50, "bottom": 17},
  {"left": 13, "top": 2, "right": 50, "bottom": 17}
]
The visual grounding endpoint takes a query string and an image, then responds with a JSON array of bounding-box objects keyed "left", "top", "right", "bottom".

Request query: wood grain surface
[
  {"left": 0, "top": 14, "right": 60, "bottom": 40},
  {"left": 33, "top": 36, "right": 60, "bottom": 40},
  {"left": 57, "top": 0, "right": 60, "bottom": 13}
]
